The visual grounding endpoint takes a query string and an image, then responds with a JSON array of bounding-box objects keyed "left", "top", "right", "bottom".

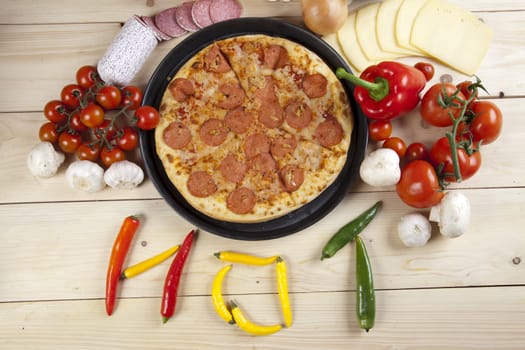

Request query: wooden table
[{"left": 1, "top": 1, "right": 524, "bottom": 349}]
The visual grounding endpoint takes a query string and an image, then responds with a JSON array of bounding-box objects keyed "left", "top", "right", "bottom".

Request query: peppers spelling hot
[
  {"left": 120, "top": 245, "right": 180, "bottom": 280},
  {"left": 105, "top": 215, "right": 140, "bottom": 316},
  {"left": 161, "top": 229, "right": 197, "bottom": 323},
  {"left": 336, "top": 62, "right": 427, "bottom": 121}
]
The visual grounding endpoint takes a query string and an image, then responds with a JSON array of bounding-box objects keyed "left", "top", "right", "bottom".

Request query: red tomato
[
  {"left": 70, "top": 112, "right": 88, "bottom": 133},
  {"left": 100, "top": 146, "right": 126, "bottom": 168},
  {"left": 39, "top": 122, "right": 59, "bottom": 143},
  {"left": 76, "top": 142, "right": 101, "bottom": 161},
  {"left": 456, "top": 80, "right": 479, "bottom": 102},
  {"left": 420, "top": 83, "right": 465, "bottom": 127},
  {"left": 368, "top": 120, "right": 392, "bottom": 141},
  {"left": 383, "top": 137, "right": 407, "bottom": 159},
  {"left": 396, "top": 160, "right": 444, "bottom": 208},
  {"left": 80, "top": 103, "right": 105, "bottom": 128},
  {"left": 94, "top": 119, "right": 116, "bottom": 141},
  {"left": 58, "top": 131, "right": 82, "bottom": 153},
  {"left": 429, "top": 137, "right": 482, "bottom": 182},
  {"left": 121, "top": 86, "right": 143, "bottom": 110},
  {"left": 117, "top": 127, "right": 139, "bottom": 151},
  {"left": 468, "top": 101, "right": 503, "bottom": 145},
  {"left": 414, "top": 62, "right": 435, "bottom": 81},
  {"left": 135, "top": 105, "right": 160, "bottom": 130},
  {"left": 44, "top": 100, "right": 68, "bottom": 123},
  {"left": 61, "top": 84, "right": 84, "bottom": 109},
  {"left": 405, "top": 142, "right": 428, "bottom": 162},
  {"left": 76, "top": 65, "right": 98, "bottom": 89},
  {"left": 96, "top": 86, "right": 122, "bottom": 110}
]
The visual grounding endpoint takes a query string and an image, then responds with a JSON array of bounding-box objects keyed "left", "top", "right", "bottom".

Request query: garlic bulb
[
  {"left": 65, "top": 160, "right": 106, "bottom": 193},
  {"left": 27, "top": 142, "right": 65, "bottom": 178},
  {"left": 104, "top": 160, "right": 144, "bottom": 189}
]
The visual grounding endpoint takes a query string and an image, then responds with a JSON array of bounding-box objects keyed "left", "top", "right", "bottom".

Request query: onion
[{"left": 301, "top": 0, "right": 349, "bottom": 36}]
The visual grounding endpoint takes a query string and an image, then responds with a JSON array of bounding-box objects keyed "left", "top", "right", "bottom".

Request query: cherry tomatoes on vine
[
  {"left": 80, "top": 103, "right": 105, "bottom": 128},
  {"left": 468, "top": 101, "right": 503, "bottom": 145},
  {"left": 368, "top": 120, "right": 392, "bottom": 141},
  {"left": 135, "top": 106, "right": 160, "bottom": 130},
  {"left": 70, "top": 112, "right": 88, "bottom": 133},
  {"left": 96, "top": 86, "right": 122, "bottom": 110},
  {"left": 61, "top": 84, "right": 84, "bottom": 109},
  {"left": 456, "top": 80, "right": 479, "bottom": 102},
  {"left": 414, "top": 62, "right": 435, "bottom": 81},
  {"left": 76, "top": 142, "right": 101, "bottom": 162},
  {"left": 76, "top": 65, "right": 98, "bottom": 89},
  {"left": 94, "top": 119, "right": 116, "bottom": 141},
  {"left": 429, "top": 137, "right": 482, "bottom": 182},
  {"left": 100, "top": 146, "right": 126, "bottom": 168},
  {"left": 121, "top": 86, "right": 143, "bottom": 110},
  {"left": 44, "top": 100, "right": 68, "bottom": 123},
  {"left": 117, "top": 127, "right": 139, "bottom": 151},
  {"left": 39, "top": 122, "right": 59, "bottom": 143},
  {"left": 405, "top": 142, "right": 429, "bottom": 162},
  {"left": 383, "top": 137, "right": 407, "bottom": 158},
  {"left": 420, "top": 83, "right": 466, "bottom": 127},
  {"left": 58, "top": 131, "right": 82, "bottom": 153},
  {"left": 396, "top": 160, "right": 444, "bottom": 208}
]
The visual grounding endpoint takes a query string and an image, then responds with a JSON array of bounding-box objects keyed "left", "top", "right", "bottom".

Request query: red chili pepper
[
  {"left": 336, "top": 62, "right": 427, "bottom": 121},
  {"left": 105, "top": 215, "right": 140, "bottom": 316},
  {"left": 161, "top": 229, "right": 197, "bottom": 323}
]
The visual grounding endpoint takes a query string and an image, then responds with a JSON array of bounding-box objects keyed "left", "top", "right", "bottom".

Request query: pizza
[{"left": 155, "top": 34, "right": 353, "bottom": 223}]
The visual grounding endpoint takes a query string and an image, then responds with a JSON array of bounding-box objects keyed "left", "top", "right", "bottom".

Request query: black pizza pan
[{"left": 139, "top": 17, "right": 368, "bottom": 241}]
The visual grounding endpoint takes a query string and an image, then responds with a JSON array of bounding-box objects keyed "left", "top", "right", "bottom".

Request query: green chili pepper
[
  {"left": 320, "top": 201, "right": 382, "bottom": 260},
  {"left": 355, "top": 236, "right": 375, "bottom": 332}
]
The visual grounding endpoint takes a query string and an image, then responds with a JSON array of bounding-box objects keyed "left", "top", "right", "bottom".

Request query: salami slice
[
  {"left": 187, "top": 171, "right": 217, "bottom": 198},
  {"left": 220, "top": 154, "right": 247, "bottom": 184},
  {"left": 191, "top": 0, "right": 214, "bottom": 28},
  {"left": 163, "top": 122, "right": 192, "bottom": 150},
  {"left": 199, "top": 118, "right": 229, "bottom": 146},
  {"left": 224, "top": 107, "right": 254, "bottom": 134},
  {"left": 135, "top": 15, "right": 172, "bottom": 41},
  {"left": 227, "top": 187, "right": 256, "bottom": 215},
  {"left": 209, "top": 0, "right": 242, "bottom": 23},
  {"left": 176, "top": 2, "right": 201, "bottom": 32},
  {"left": 169, "top": 78, "right": 195, "bottom": 102},
  {"left": 315, "top": 117, "right": 344, "bottom": 148},
  {"left": 302, "top": 73, "right": 328, "bottom": 99},
  {"left": 154, "top": 8, "right": 187, "bottom": 38}
]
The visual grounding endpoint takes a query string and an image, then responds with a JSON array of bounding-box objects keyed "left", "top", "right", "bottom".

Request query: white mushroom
[
  {"left": 27, "top": 142, "right": 65, "bottom": 178},
  {"left": 397, "top": 213, "right": 432, "bottom": 247},
  {"left": 104, "top": 160, "right": 144, "bottom": 189},
  {"left": 65, "top": 160, "right": 106, "bottom": 193},
  {"left": 359, "top": 148, "right": 401, "bottom": 187},
  {"left": 429, "top": 191, "right": 471, "bottom": 238}
]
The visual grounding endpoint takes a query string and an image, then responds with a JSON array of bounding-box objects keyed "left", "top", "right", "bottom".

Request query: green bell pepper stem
[{"left": 335, "top": 67, "right": 390, "bottom": 102}]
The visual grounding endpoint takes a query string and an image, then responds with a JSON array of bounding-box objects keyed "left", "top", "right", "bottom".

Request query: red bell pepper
[{"left": 336, "top": 62, "right": 427, "bottom": 121}]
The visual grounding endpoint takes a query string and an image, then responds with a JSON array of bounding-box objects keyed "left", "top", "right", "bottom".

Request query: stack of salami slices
[{"left": 137, "top": 0, "right": 243, "bottom": 41}]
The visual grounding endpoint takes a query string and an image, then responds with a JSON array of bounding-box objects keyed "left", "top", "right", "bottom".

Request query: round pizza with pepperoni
[{"left": 155, "top": 34, "right": 353, "bottom": 223}]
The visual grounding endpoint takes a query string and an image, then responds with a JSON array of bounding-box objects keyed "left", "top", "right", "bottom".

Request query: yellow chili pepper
[
  {"left": 275, "top": 256, "right": 292, "bottom": 328},
  {"left": 230, "top": 301, "right": 282, "bottom": 336},
  {"left": 214, "top": 251, "right": 279, "bottom": 266},
  {"left": 120, "top": 245, "right": 179, "bottom": 280},
  {"left": 212, "top": 264, "right": 234, "bottom": 324}
]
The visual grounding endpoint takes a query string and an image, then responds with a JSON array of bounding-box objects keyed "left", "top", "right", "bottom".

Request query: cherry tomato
[
  {"left": 44, "top": 100, "right": 68, "bottom": 123},
  {"left": 96, "top": 85, "right": 122, "bottom": 110},
  {"left": 69, "top": 112, "right": 88, "bottom": 133},
  {"left": 468, "top": 101, "right": 503, "bottom": 145},
  {"left": 429, "top": 137, "right": 482, "bottom": 182},
  {"left": 396, "top": 160, "right": 444, "bottom": 208},
  {"left": 76, "top": 142, "right": 101, "bottom": 161},
  {"left": 100, "top": 146, "right": 126, "bottom": 168},
  {"left": 80, "top": 103, "right": 105, "bottom": 128},
  {"left": 368, "top": 120, "right": 392, "bottom": 141},
  {"left": 121, "top": 86, "right": 143, "bottom": 110},
  {"left": 135, "top": 105, "right": 160, "bottom": 130},
  {"left": 94, "top": 119, "right": 116, "bottom": 141},
  {"left": 39, "top": 122, "right": 59, "bottom": 143},
  {"left": 76, "top": 65, "right": 98, "bottom": 89},
  {"left": 58, "top": 131, "right": 82, "bottom": 153},
  {"left": 383, "top": 136, "right": 407, "bottom": 159},
  {"left": 61, "top": 84, "right": 84, "bottom": 109},
  {"left": 117, "top": 127, "right": 139, "bottom": 151},
  {"left": 420, "top": 83, "right": 466, "bottom": 127},
  {"left": 405, "top": 142, "right": 428, "bottom": 162},
  {"left": 456, "top": 80, "right": 479, "bottom": 102},
  {"left": 414, "top": 62, "right": 435, "bottom": 81}
]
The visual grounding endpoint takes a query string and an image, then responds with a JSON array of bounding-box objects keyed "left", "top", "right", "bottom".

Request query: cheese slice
[
  {"left": 355, "top": 3, "right": 401, "bottom": 61},
  {"left": 376, "top": 0, "right": 422, "bottom": 56},
  {"left": 396, "top": 0, "right": 427, "bottom": 51},
  {"left": 322, "top": 33, "right": 357, "bottom": 72},
  {"left": 337, "top": 12, "right": 374, "bottom": 73},
  {"left": 410, "top": 0, "right": 493, "bottom": 75}
]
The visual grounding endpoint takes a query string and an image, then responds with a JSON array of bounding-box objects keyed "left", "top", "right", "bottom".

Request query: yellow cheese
[
  {"left": 410, "top": 0, "right": 493, "bottom": 75},
  {"left": 395, "top": 0, "right": 427, "bottom": 51},
  {"left": 376, "top": 0, "right": 422, "bottom": 56},
  {"left": 355, "top": 2, "right": 401, "bottom": 61},
  {"left": 322, "top": 33, "right": 357, "bottom": 72},
  {"left": 337, "top": 12, "right": 374, "bottom": 73}
]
